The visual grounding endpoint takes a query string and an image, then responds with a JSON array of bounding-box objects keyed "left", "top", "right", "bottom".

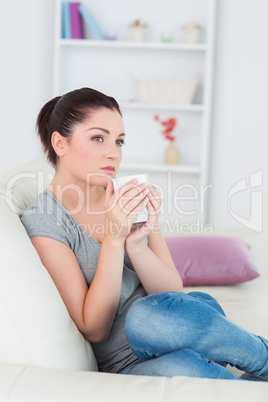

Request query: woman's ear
[{"left": 51, "top": 131, "right": 66, "bottom": 157}]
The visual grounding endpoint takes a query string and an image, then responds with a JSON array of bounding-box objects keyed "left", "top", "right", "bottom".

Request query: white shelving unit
[{"left": 53, "top": 0, "right": 217, "bottom": 228}]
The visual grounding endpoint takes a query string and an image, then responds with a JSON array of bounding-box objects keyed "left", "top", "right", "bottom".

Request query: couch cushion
[
  {"left": 0, "top": 154, "right": 54, "bottom": 215},
  {"left": 165, "top": 236, "right": 259, "bottom": 286},
  {"left": 0, "top": 155, "right": 97, "bottom": 371}
]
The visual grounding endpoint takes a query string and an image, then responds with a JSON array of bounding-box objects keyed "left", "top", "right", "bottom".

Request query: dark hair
[{"left": 36, "top": 87, "right": 122, "bottom": 166}]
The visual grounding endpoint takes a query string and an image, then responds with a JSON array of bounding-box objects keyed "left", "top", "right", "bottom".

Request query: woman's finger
[
  {"left": 126, "top": 195, "right": 149, "bottom": 221},
  {"left": 146, "top": 185, "right": 163, "bottom": 213},
  {"left": 149, "top": 184, "right": 163, "bottom": 202},
  {"left": 105, "top": 179, "right": 114, "bottom": 203},
  {"left": 121, "top": 186, "right": 149, "bottom": 215},
  {"left": 106, "top": 179, "right": 138, "bottom": 214},
  {"left": 113, "top": 179, "right": 138, "bottom": 202}
]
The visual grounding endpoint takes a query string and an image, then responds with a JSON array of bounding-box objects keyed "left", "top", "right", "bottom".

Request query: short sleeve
[{"left": 20, "top": 191, "right": 74, "bottom": 249}]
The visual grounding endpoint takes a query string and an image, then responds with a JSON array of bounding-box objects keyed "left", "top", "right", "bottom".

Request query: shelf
[
  {"left": 119, "top": 162, "right": 200, "bottom": 174},
  {"left": 58, "top": 39, "right": 207, "bottom": 51},
  {"left": 119, "top": 101, "right": 204, "bottom": 112},
  {"left": 54, "top": 0, "right": 216, "bottom": 224}
]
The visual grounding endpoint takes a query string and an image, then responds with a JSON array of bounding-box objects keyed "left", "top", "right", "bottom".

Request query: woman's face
[{"left": 59, "top": 107, "right": 125, "bottom": 187}]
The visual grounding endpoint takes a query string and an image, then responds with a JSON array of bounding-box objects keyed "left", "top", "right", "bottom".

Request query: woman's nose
[{"left": 105, "top": 142, "right": 119, "bottom": 159}]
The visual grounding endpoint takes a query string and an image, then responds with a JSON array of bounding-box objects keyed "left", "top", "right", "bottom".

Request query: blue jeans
[{"left": 120, "top": 292, "right": 268, "bottom": 381}]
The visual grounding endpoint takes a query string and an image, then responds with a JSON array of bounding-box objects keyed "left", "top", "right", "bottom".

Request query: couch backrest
[{"left": 0, "top": 155, "right": 97, "bottom": 371}]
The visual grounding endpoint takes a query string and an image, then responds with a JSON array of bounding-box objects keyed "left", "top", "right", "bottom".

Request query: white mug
[{"left": 112, "top": 174, "right": 149, "bottom": 223}]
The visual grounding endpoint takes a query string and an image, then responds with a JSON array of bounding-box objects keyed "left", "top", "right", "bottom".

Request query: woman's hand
[
  {"left": 104, "top": 179, "right": 150, "bottom": 243},
  {"left": 125, "top": 184, "right": 163, "bottom": 246}
]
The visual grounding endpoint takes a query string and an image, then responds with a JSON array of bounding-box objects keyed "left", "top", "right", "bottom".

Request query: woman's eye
[
  {"left": 116, "top": 139, "right": 125, "bottom": 146},
  {"left": 92, "top": 136, "right": 104, "bottom": 142}
]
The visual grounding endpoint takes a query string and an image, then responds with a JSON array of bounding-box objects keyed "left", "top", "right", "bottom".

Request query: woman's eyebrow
[{"left": 88, "top": 127, "right": 126, "bottom": 137}]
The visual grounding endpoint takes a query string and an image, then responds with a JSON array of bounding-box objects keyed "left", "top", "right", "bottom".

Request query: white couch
[{"left": 0, "top": 155, "right": 268, "bottom": 401}]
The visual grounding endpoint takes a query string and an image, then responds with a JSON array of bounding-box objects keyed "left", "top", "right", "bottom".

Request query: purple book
[{"left": 70, "top": 2, "right": 84, "bottom": 39}]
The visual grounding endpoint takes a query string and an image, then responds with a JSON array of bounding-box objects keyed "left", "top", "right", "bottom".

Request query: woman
[{"left": 21, "top": 87, "right": 268, "bottom": 381}]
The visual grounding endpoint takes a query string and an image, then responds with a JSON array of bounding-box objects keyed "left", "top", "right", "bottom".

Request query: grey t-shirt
[{"left": 20, "top": 190, "right": 147, "bottom": 373}]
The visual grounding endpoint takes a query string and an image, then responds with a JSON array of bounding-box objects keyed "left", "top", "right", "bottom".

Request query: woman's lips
[{"left": 101, "top": 166, "right": 115, "bottom": 174}]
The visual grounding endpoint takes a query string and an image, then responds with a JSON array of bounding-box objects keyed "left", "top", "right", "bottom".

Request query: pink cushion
[{"left": 165, "top": 236, "right": 259, "bottom": 286}]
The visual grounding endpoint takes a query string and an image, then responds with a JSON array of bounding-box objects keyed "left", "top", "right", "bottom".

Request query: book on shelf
[
  {"left": 61, "top": 2, "right": 71, "bottom": 39},
  {"left": 78, "top": 4, "right": 104, "bottom": 40},
  {"left": 70, "top": 2, "right": 84, "bottom": 39},
  {"left": 62, "top": 2, "right": 84, "bottom": 39}
]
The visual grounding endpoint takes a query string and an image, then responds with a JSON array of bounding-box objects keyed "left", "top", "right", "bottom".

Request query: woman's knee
[
  {"left": 125, "top": 291, "right": 226, "bottom": 352},
  {"left": 125, "top": 290, "right": 218, "bottom": 333},
  {"left": 125, "top": 291, "right": 201, "bottom": 352},
  {"left": 126, "top": 292, "right": 183, "bottom": 330},
  {"left": 127, "top": 291, "right": 224, "bottom": 322},
  {"left": 187, "top": 291, "right": 226, "bottom": 316},
  {"left": 125, "top": 292, "right": 182, "bottom": 350}
]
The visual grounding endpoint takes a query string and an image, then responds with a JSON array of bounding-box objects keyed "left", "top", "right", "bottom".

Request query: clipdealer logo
[{"left": 227, "top": 170, "right": 263, "bottom": 232}]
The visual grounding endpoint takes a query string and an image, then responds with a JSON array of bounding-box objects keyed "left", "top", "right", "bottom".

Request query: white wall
[
  {"left": 209, "top": 0, "right": 268, "bottom": 271},
  {"left": 0, "top": 0, "right": 267, "bottom": 269},
  {"left": 0, "top": 0, "right": 55, "bottom": 171}
]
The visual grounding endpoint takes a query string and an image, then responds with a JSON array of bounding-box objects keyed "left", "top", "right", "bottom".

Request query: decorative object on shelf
[
  {"left": 154, "top": 115, "right": 179, "bottom": 164},
  {"left": 182, "top": 21, "right": 202, "bottom": 44},
  {"left": 104, "top": 31, "right": 117, "bottom": 41},
  {"left": 78, "top": 4, "right": 104, "bottom": 40},
  {"left": 133, "top": 76, "right": 199, "bottom": 105},
  {"left": 129, "top": 20, "right": 147, "bottom": 42},
  {"left": 164, "top": 141, "right": 180, "bottom": 165},
  {"left": 62, "top": 2, "right": 84, "bottom": 39},
  {"left": 161, "top": 31, "right": 173, "bottom": 43}
]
